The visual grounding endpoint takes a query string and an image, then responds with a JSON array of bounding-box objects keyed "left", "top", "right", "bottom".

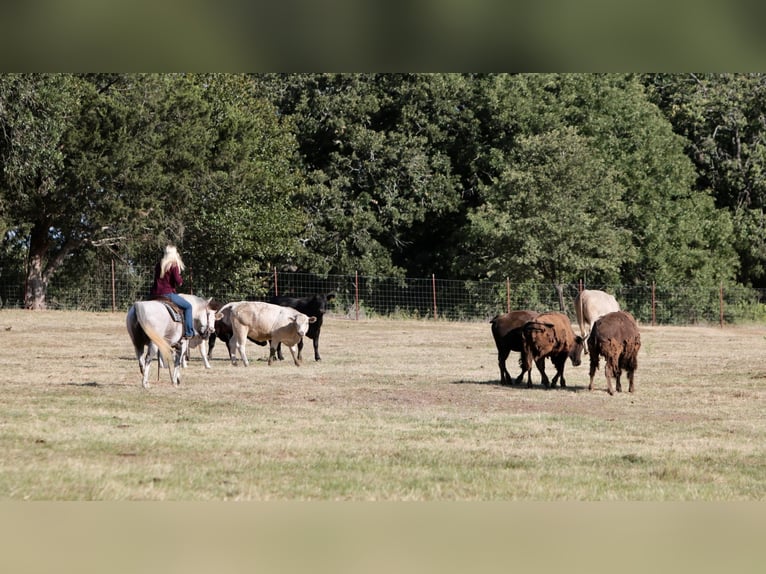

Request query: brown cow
[
  {"left": 490, "top": 310, "right": 540, "bottom": 385},
  {"left": 587, "top": 310, "right": 641, "bottom": 395},
  {"left": 521, "top": 311, "right": 584, "bottom": 388},
  {"left": 574, "top": 289, "right": 620, "bottom": 341}
]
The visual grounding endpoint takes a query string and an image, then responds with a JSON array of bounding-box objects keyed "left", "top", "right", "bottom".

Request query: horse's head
[
  {"left": 181, "top": 294, "right": 218, "bottom": 337},
  {"left": 202, "top": 300, "right": 217, "bottom": 336}
]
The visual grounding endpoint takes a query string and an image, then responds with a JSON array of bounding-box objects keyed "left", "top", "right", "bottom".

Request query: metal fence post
[
  {"left": 111, "top": 259, "right": 116, "bottom": 312},
  {"left": 432, "top": 273, "right": 438, "bottom": 320},
  {"left": 274, "top": 266, "right": 279, "bottom": 296},
  {"left": 720, "top": 282, "right": 724, "bottom": 328}
]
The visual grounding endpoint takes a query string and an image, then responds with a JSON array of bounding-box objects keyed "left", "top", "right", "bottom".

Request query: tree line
[{"left": 1, "top": 73, "right": 763, "bottom": 309}]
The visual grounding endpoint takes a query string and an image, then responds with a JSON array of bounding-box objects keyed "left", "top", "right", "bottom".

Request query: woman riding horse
[{"left": 149, "top": 245, "right": 195, "bottom": 339}]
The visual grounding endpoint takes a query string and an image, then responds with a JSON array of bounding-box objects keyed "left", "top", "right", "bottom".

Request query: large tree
[
  {"left": 645, "top": 73, "right": 766, "bottom": 286},
  {"left": 181, "top": 74, "right": 306, "bottom": 298},
  {"left": 256, "top": 73, "right": 468, "bottom": 277},
  {"left": 0, "top": 74, "right": 209, "bottom": 308},
  {"left": 459, "top": 73, "right": 737, "bottom": 289},
  {"left": 462, "top": 126, "right": 628, "bottom": 299},
  {"left": 0, "top": 74, "right": 305, "bottom": 308}
]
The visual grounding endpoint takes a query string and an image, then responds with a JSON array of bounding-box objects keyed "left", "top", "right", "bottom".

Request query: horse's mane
[{"left": 178, "top": 293, "right": 213, "bottom": 312}]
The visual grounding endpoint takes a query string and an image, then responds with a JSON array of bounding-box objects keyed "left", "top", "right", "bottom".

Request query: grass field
[{"left": 0, "top": 309, "right": 764, "bottom": 500}]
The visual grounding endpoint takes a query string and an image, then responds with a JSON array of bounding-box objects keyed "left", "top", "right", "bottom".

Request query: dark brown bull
[
  {"left": 490, "top": 310, "right": 540, "bottom": 385},
  {"left": 522, "top": 311, "right": 584, "bottom": 388},
  {"left": 587, "top": 310, "right": 641, "bottom": 395}
]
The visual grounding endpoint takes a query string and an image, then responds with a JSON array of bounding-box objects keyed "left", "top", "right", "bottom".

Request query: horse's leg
[
  {"left": 141, "top": 344, "right": 154, "bottom": 389},
  {"left": 135, "top": 345, "right": 146, "bottom": 376},
  {"left": 198, "top": 338, "right": 211, "bottom": 369}
]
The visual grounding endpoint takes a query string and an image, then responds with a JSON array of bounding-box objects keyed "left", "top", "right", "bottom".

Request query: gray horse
[{"left": 126, "top": 293, "right": 217, "bottom": 388}]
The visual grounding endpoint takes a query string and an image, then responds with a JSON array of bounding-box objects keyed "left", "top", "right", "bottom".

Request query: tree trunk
[
  {"left": 25, "top": 223, "right": 51, "bottom": 310},
  {"left": 555, "top": 283, "right": 566, "bottom": 313},
  {"left": 24, "top": 222, "right": 82, "bottom": 310},
  {"left": 25, "top": 252, "right": 48, "bottom": 309}
]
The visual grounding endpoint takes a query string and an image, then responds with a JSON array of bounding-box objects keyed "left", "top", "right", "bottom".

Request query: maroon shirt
[{"left": 149, "top": 262, "right": 183, "bottom": 298}]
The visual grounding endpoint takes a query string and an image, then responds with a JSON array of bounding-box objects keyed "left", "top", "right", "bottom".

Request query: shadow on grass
[
  {"left": 451, "top": 378, "right": 585, "bottom": 393},
  {"left": 63, "top": 381, "right": 102, "bottom": 387}
]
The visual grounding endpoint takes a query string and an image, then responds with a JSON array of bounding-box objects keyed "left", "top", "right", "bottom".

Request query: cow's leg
[
  {"left": 286, "top": 343, "right": 301, "bottom": 366},
  {"left": 311, "top": 335, "right": 320, "bottom": 361},
  {"left": 498, "top": 347, "right": 511, "bottom": 384},
  {"left": 604, "top": 361, "right": 616, "bottom": 396},
  {"left": 588, "top": 349, "right": 599, "bottom": 391},
  {"left": 535, "top": 357, "right": 550, "bottom": 388},
  {"left": 231, "top": 333, "right": 249, "bottom": 367},
  {"left": 238, "top": 340, "right": 249, "bottom": 367},
  {"left": 627, "top": 369, "right": 635, "bottom": 393},
  {"left": 276, "top": 342, "right": 285, "bottom": 361},
  {"left": 268, "top": 342, "right": 279, "bottom": 365},
  {"left": 551, "top": 354, "right": 567, "bottom": 388},
  {"left": 518, "top": 349, "right": 534, "bottom": 387},
  {"left": 207, "top": 333, "right": 217, "bottom": 360},
  {"left": 297, "top": 337, "right": 304, "bottom": 362}
]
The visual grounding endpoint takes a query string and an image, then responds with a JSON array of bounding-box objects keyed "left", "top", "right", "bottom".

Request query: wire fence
[{"left": 2, "top": 263, "right": 766, "bottom": 326}]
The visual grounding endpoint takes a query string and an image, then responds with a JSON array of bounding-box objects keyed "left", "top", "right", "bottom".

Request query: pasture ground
[{"left": 0, "top": 309, "right": 765, "bottom": 501}]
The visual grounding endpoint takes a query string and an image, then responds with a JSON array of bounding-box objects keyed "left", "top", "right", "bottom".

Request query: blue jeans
[{"left": 166, "top": 293, "right": 195, "bottom": 337}]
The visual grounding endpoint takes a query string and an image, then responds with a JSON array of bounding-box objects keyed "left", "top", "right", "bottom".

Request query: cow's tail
[
  {"left": 576, "top": 292, "right": 588, "bottom": 339},
  {"left": 215, "top": 301, "right": 238, "bottom": 320},
  {"left": 135, "top": 303, "right": 174, "bottom": 367}
]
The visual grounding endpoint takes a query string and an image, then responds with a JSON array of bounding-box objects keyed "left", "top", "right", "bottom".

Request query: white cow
[
  {"left": 216, "top": 301, "right": 316, "bottom": 367},
  {"left": 574, "top": 289, "right": 620, "bottom": 341}
]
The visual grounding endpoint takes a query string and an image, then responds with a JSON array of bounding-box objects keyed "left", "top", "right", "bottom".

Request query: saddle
[{"left": 154, "top": 296, "right": 184, "bottom": 324}]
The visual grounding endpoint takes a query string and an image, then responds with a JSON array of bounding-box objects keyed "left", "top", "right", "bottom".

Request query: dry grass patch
[{"left": 0, "top": 310, "right": 764, "bottom": 500}]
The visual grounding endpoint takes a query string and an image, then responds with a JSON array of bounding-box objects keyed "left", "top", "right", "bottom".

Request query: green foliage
[
  {"left": 0, "top": 73, "right": 758, "bottom": 303},
  {"left": 645, "top": 73, "right": 766, "bottom": 286},
  {"left": 464, "top": 126, "right": 628, "bottom": 285}
]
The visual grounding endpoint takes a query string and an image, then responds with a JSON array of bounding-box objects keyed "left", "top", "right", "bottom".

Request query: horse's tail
[{"left": 135, "top": 302, "right": 174, "bottom": 367}]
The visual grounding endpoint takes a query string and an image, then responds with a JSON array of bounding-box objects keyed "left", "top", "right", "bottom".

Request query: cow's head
[
  {"left": 569, "top": 335, "right": 585, "bottom": 366},
  {"left": 292, "top": 313, "right": 318, "bottom": 337}
]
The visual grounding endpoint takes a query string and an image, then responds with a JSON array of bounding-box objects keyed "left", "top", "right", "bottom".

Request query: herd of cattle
[
  {"left": 129, "top": 289, "right": 640, "bottom": 396},
  {"left": 490, "top": 289, "right": 641, "bottom": 395}
]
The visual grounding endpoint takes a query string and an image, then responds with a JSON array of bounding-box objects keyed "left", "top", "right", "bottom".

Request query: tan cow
[
  {"left": 574, "top": 289, "right": 620, "bottom": 341},
  {"left": 521, "top": 311, "right": 584, "bottom": 388},
  {"left": 216, "top": 301, "right": 316, "bottom": 367}
]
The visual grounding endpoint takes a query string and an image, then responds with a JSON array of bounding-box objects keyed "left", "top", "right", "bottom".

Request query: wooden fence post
[
  {"left": 111, "top": 259, "right": 116, "bottom": 312},
  {"left": 506, "top": 277, "right": 510, "bottom": 313},
  {"left": 651, "top": 281, "right": 656, "bottom": 326}
]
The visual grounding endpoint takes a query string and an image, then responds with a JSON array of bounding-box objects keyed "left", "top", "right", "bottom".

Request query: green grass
[{"left": 0, "top": 310, "right": 764, "bottom": 500}]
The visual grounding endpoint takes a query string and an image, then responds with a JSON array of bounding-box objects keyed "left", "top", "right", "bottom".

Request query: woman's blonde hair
[{"left": 160, "top": 245, "right": 185, "bottom": 277}]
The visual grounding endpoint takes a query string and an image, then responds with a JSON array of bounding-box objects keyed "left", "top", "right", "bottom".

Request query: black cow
[{"left": 269, "top": 293, "right": 335, "bottom": 361}]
